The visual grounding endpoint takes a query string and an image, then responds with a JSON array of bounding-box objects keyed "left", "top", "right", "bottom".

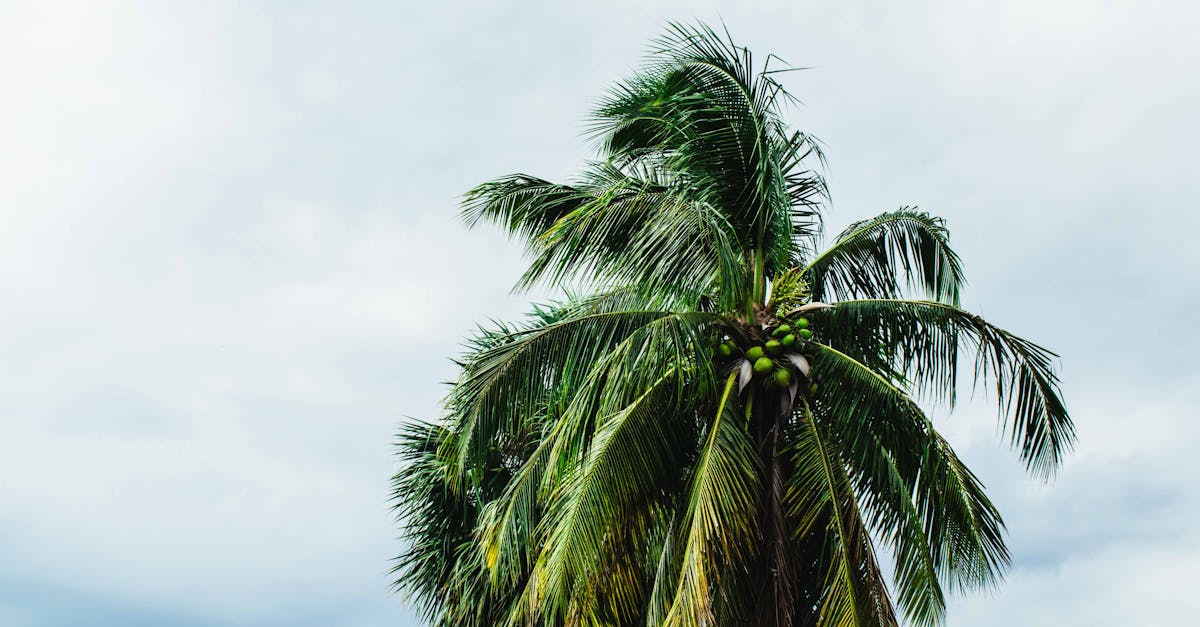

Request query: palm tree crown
[{"left": 392, "top": 22, "right": 1073, "bottom": 627}]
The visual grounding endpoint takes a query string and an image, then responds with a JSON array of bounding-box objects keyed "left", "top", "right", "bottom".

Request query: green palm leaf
[
  {"left": 788, "top": 397, "right": 898, "bottom": 627},
  {"left": 532, "top": 369, "right": 694, "bottom": 623},
  {"left": 662, "top": 372, "right": 760, "bottom": 626},
  {"left": 805, "top": 209, "right": 965, "bottom": 305},
  {"left": 590, "top": 22, "right": 826, "bottom": 310},
  {"left": 392, "top": 421, "right": 525, "bottom": 626},
  {"left": 807, "top": 342, "right": 1009, "bottom": 625},
  {"left": 815, "top": 299, "right": 1075, "bottom": 477},
  {"left": 446, "top": 289, "right": 713, "bottom": 482}
]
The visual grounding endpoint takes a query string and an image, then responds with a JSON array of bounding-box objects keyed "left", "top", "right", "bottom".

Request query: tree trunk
[{"left": 750, "top": 387, "right": 797, "bottom": 626}]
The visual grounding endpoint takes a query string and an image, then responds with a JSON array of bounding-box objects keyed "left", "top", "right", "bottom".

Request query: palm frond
[
  {"left": 538, "top": 310, "right": 717, "bottom": 486},
  {"left": 864, "top": 445, "right": 946, "bottom": 627},
  {"left": 805, "top": 209, "right": 965, "bottom": 304},
  {"left": 497, "top": 307, "right": 715, "bottom": 623},
  {"left": 662, "top": 372, "right": 761, "bottom": 626},
  {"left": 462, "top": 174, "right": 594, "bottom": 245},
  {"left": 646, "top": 510, "right": 684, "bottom": 625},
  {"left": 467, "top": 161, "right": 750, "bottom": 308},
  {"left": 814, "top": 299, "right": 1074, "bottom": 477},
  {"left": 528, "top": 164, "right": 748, "bottom": 307},
  {"left": 445, "top": 289, "right": 715, "bottom": 482},
  {"left": 477, "top": 422, "right": 555, "bottom": 587},
  {"left": 788, "top": 398, "right": 898, "bottom": 627},
  {"left": 391, "top": 421, "right": 524, "bottom": 626},
  {"left": 531, "top": 369, "right": 695, "bottom": 622},
  {"left": 807, "top": 342, "right": 1009, "bottom": 619},
  {"left": 591, "top": 21, "right": 825, "bottom": 285}
]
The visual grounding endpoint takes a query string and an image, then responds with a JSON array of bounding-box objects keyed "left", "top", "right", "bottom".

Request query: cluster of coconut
[{"left": 716, "top": 318, "right": 818, "bottom": 394}]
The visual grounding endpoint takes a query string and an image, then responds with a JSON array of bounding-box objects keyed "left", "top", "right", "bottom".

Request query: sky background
[{"left": 1, "top": 1, "right": 1198, "bottom": 625}]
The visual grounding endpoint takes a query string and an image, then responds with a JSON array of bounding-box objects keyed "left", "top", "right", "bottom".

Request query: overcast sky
[{"left": 1, "top": 1, "right": 1197, "bottom": 625}]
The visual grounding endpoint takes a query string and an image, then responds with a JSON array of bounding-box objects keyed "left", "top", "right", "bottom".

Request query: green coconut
[
  {"left": 798, "top": 328, "right": 813, "bottom": 340},
  {"left": 753, "top": 357, "right": 774, "bottom": 374},
  {"left": 773, "top": 368, "right": 792, "bottom": 387},
  {"left": 746, "top": 346, "right": 766, "bottom": 361},
  {"left": 765, "top": 340, "right": 782, "bottom": 355},
  {"left": 796, "top": 317, "right": 810, "bottom": 329},
  {"left": 781, "top": 333, "right": 796, "bottom": 347},
  {"left": 772, "top": 324, "right": 792, "bottom": 337},
  {"left": 717, "top": 342, "right": 734, "bottom": 357}
]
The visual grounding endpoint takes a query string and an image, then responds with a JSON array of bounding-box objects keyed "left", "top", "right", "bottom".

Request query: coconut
[
  {"left": 717, "top": 342, "right": 733, "bottom": 358},
  {"left": 773, "top": 368, "right": 792, "bottom": 387},
  {"left": 765, "top": 340, "right": 782, "bottom": 355},
  {"left": 798, "top": 328, "right": 813, "bottom": 340},
  {"left": 753, "top": 357, "right": 774, "bottom": 374},
  {"left": 781, "top": 333, "right": 796, "bottom": 347},
  {"left": 746, "top": 346, "right": 766, "bottom": 361},
  {"left": 772, "top": 324, "right": 792, "bottom": 337},
  {"left": 796, "top": 317, "right": 810, "bottom": 329}
]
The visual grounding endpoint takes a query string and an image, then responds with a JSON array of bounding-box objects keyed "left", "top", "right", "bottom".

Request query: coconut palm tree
[{"left": 391, "top": 22, "right": 1073, "bottom": 627}]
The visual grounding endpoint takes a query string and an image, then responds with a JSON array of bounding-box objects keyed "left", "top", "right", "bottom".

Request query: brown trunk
[{"left": 750, "top": 387, "right": 796, "bottom": 626}]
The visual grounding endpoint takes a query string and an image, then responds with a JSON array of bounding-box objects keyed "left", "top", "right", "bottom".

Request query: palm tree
[{"left": 391, "top": 22, "right": 1073, "bottom": 627}]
